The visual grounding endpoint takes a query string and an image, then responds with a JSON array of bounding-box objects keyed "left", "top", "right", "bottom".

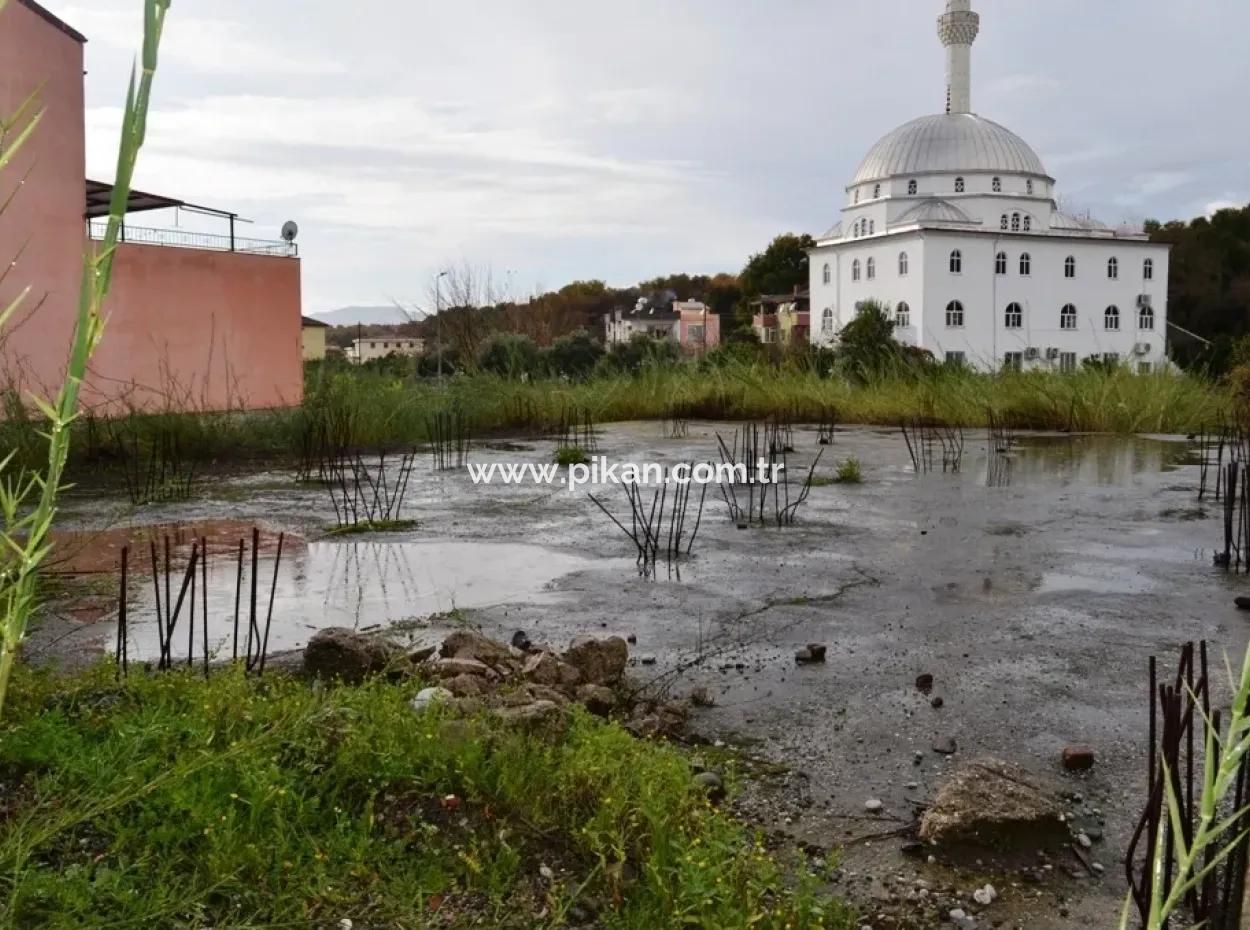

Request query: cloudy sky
[{"left": 52, "top": 0, "right": 1250, "bottom": 313}]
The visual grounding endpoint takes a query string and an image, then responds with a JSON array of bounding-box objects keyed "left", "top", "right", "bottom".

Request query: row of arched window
[
  {"left": 851, "top": 218, "right": 876, "bottom": 237},
  {"left": 940, "top": 301, "right": 1155, "bottom": 331},
  {"left": 856, "top": 176, "right": 1039, "bottom": 202},
  {"left": 1000, "top": 213, "right": 1033, "bottom": 232},
  {"left": 823, "top": 253, "right": 1156, "bottom": 284},
  {"left": 819, "top": 303, "right": 912, "bottom": 334}
]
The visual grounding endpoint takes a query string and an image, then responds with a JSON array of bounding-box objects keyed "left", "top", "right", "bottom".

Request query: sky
[{"left": 51, "top": 0, "right": 1250, "bottom": 314}]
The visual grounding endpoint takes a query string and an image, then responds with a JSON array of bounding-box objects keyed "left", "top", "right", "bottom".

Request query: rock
[
  {"left": 432, "top": 656, "right": 493, "bottom": 678},
  {"left": 640, "top": 655, "right": 657, "bottom": 666},
  {"left": 901, "top": 841, "right": 927, "bottom": 859},
  {"left": 864, "top": 798, "right": 884, "bottom": 813},
  {"left": 625, "top": 701, "right": 687, "bottom": 739},
  {"left": 303, "top": 627, "right": 400, "bottom": 683},
  {"left": 440, "top": 630, "right": 514, "bottom": 664},
  {"left": 525, "top": 684, "right": 572, "bottom": 706},
  {"left": 1075, "top": 832, "right": 1092, "bottom": 848},
  {"left": 931, "top": 696, "right": 945, "bottom": 709},
  {"left": 916, "top": 673, "right": 935, "bottom": 692},
  {"left": 795, "top": 646, "right": 826, "bottom": 664},
  {"left": 972, "top": 883, "right": 997, "bottom": 905},
  {"left": 410, "top": 645, "right": 436, "bottom": 663},
  {"left": 932, "top": 737, "right": 958, "bottom": 756},
  {"left": 1061, "top": 746, "right": 1096, "bottom": 771},
  {"left": 410, "top": 686, "right": 453, "bottom": 713},
  {"left": 626, "top": 633, "right": 637, "bottom": 644},
  {"left": 523, "top": 652, "right": 582, "bottom": 689},
  {"left": 693, "top": 771, "right": 726, "bottom": 804},
  {"left": 575, "top": 684, "right": 616, "bottom": 716},
  {"left": 806, "top": 644, "right": 828, "bottom": 661},
  {"left": 562, "top": 635, "right": 628, "bottom": 685},
  {"left": 496, "top": 700, "right": 564, "bottom": 725},
  {"left": 539, "top": 863, "right": 555, "bottom": 881},
  {"left": 1236, "top": 597, "right": 1250, "bottom": 611},
  {"left": 444, "top": 674, "right": 488, "bottom": 697},
  {"left": 919, "top": 757, "right": 1067, "bottom": 849},
  {"left": 510, "top": 630, "right": 533, "bottom": 652},
  {"left": 689, "top": 685, "right": 714, "bottom": 707}
]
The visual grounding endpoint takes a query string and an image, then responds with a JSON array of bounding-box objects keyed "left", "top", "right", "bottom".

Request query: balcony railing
[{"left": 87, "top": 220, "right": 297, "bottom": 257}]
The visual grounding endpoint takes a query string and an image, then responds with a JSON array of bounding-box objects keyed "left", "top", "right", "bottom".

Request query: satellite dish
[{"left": 281, "top": 220, "right": 299, "bottom": 242}]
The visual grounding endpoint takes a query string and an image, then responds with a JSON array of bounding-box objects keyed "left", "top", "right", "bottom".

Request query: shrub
[
  {"left": 544, "top": 329, "right": 604, "bottom": 380},
  {"left": 477, "top": 333, "right": 542, "bottom": 379}
]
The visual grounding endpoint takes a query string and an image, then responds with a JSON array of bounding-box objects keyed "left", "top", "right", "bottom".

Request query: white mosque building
[{"left": 809, "top": 0, "right": 1169, "bottom": 372}]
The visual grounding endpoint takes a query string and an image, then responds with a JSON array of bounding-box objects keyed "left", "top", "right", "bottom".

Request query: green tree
[
  {"left": 544, "top": 329, "right": 604, "bottom": 379},
  {"left": 477, "top": 333, "right": 542, "bottom": 379},
  {"left": 734, "top": 233, "right": 815, "bottom": 333},
  {"left": 835, "top": 300, "right": 904, "bottom": 380}
]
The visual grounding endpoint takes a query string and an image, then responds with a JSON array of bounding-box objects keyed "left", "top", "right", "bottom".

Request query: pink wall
[
  {"left": 89, "top": 243, "right": 304, "bottom": 411},
  {"left": 677, "top": 307, "right": 720, "bottom": 353},
  {"left": 0, "top": 0, "right": 87, "bottom": 401}
]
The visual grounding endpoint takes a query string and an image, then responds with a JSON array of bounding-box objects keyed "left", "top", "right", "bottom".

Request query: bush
[
  {"left": 477, "top": 333, "right": 543, "bottom": 379},
  {"left": 544, "top": 329, "right": 604, "bottom": 380},
  {"left": 834, "top": 457, "right": 863, "bottom": 484},
  {"left": 600, "top": 334, "right": 681, "bottom": 374}
]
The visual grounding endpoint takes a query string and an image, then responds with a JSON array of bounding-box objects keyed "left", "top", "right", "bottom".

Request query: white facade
[
  {"left": 809, "top": 0, "right": 1170, "bottom": 372},
  {"left": 349, "top": 336, "right": 424, "bottom": 364}
]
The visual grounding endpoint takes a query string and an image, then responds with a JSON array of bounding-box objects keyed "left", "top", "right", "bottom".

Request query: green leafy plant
[
  {"left": 833, "top": 457, "right": 863, "bottom": 484},
  {"left": 555, "top": 445, "right": 590, "bottom": 467},
  {"left": 0, "top": 0, "right": 170, "bottom": 720}
]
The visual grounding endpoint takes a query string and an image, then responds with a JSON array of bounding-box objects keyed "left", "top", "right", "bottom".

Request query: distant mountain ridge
[{"left": 310, "top": 305, "right": 411, "bottom": 327}]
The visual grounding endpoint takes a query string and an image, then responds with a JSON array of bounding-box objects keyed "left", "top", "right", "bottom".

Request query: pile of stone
[{"left": 302, "top": 626, "right": 689, "bottom": 737}]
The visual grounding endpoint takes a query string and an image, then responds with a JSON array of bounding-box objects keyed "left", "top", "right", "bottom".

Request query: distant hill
[{"left": 311, "top": 305, "right": 412, "bottom": 327}]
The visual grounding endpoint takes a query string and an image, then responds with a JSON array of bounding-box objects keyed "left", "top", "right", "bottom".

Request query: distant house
[
  {"left": 301, "top": 316, "right": 328, "bottom": 361},
  {"left": 752, "top": 288, "right": 811, "bottom": 346},
  {"left": 604, "top": 298, "right": 719, "bottom": 354},
  {"left": 349, "top": 336, "right": 424, "bottom": 364}
]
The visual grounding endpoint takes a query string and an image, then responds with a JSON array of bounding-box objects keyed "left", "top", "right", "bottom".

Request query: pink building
[
  {"left": 604, "top": 299, "right": 721, "bottom": 355},
  {"left": 0, "top": 0, "right": 303, "bottom": 413}
]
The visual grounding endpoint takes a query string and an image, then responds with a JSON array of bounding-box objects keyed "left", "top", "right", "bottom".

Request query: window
[
  {"left": 946, "top": 351, "right": 966, "bottom": 367},
  {"left": 908, "top": 179, "right": 917, "bottom": 195},
  {"left": 995, "top": 252, "right": 1007, "bottom": 275},
  {"left": 1144, "top": 258, "right": 1154, "bottom": 280},
  {"left": 822, "top": 307, "right": 834, "bottom": 333},
  {"left": 945, "top": 300, "right": 965, "bottom": 328},
  {"left": 1003, "top": 352, "right": 1024, "bottom": 372},
  {"left": 1064, "top": 256, "right": 1076, "bottom": 278},
  {"left": 1059, "top": 351, "right": 1077, "bottom": 373},
  {"left": 1000, "top": 214, "right": 1009, "bottom": 231},
  {"left": 854, "top": 190, "right": 860, "bottom": 204},
  {"left": 851, "top": 259, "right": 861, "bottom": 281},
  {"left": 1104, "top": 352, "right": 1120, "bottom": 366},
  {"left": 949, "top": 250, "right": 962, "bottom": 273},
  {"left": 1139, "top": 306, "right": 1155, "bottom": 330},
  {"left": 1060, "top": 304, "right": 1077, "bottom": 330},
  {"left": 822, "top": 263, "right": 831, "bottom": 285},
  {"left": 896, "top": 301, "right": 911, "bottom": 327},
  {"left": 1108, "top": 257, "right": 1119, "bottom": 279},
  {"left": 869, "top": 220, "right": 875, "bottom": 235},
  {"left": 899, "top": 251, "right": 909, "bottom": 276},
  {"left": 1019, "top": 253, "right": 1031, "bottom": 275},
  {"left": 1105, "top": 305, "right": 1121, "bottom": 330},
  {"left": 369, "top": 341, "right": 377, "bottom": 349},
  {"left": 873, "top": 183, "right": 881, "bottom": 199},
  {"left": 955, "top": 176, "right": 965, "bottom": 193},
  {"left": 992, "top": 177, "right": 1002, "bottom": 192},
  {"left": 866, "top": 257, "right": 876, "bottom": 280},
  {"left": 1004, "top": 302, "right": 1023, "bottom": 329},
  {"left": 688, "top": 324, "right": 705, "bottom": 343},
  {"left": 1023, "top": 216, "right": 1032, "bottom": 232},
  {"left": 1026, "top": 180, "right": 1034, "bottom": 195},
  {"left": 1138, "top": 362, "right": 1152, "bottom": 375},
  {"left": 762, "top": 327, "right": 778, "bottom": 344},
  {"left": 1011, "top": 213, "right": 1021, "bottom": 232}
]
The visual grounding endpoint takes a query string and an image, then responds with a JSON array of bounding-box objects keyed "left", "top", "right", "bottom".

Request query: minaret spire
[{"left": 937, "top": 0, "right": 980, "bottom": 114}]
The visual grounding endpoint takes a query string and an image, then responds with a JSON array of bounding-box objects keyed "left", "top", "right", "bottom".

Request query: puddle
[
  {"left": 46, "top": 521, "right": 285, "bottom": 575},
  {"left": 108, "top": 541, "right": 619, "bottom": 661}
]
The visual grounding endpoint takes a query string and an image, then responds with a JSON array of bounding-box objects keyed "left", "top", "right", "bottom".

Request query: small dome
[
  {"left": 850, "top": 113, "right": 1048, "bottom": 187},
  {"left": 892, "top": 198, "right": 977, "bottom": 226}
]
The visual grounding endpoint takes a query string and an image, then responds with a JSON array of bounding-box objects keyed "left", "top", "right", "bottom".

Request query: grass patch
[
  {"left": 555, "top": 445, "right": 591, "bottom": 467},
  {"left": 0, "top": 665, "right": 854, "bottom": 929},
  {"left": 833, "top": 458, "right": 863, "bottom": 484},
  {"left": 324, "top": 518, "right": 419, "bottom": 537}
]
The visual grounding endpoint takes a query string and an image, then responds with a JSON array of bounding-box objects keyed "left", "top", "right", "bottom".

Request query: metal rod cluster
[
  {"left": 426, "top": 406, "right": 471, "bottom": 470},
  {"left": 101, "top": 415, "right": 197, "bottom": 504},
  {"left": 901, "top": 418, "right": 965, "bottom": 473},
  {"left": 1214, "top": 461, "right": 1250, "bottom": 571},
  {"left": 589, "top": 470, "right": 707, "bottom": 578},
  {"left": 986, "top": 409, "right": 1016, "bottom": 454},
  {"left": 664, "top": 403, "right": 693, "bottom": 440},
  {"left": 556, "top": 406, "right": 598, "bottom": 454},
  {"left": 817, "top": 407, "right": 838, "bottom": 446},
  {"left": 1198, "top": 422, "right": 1250, "bottom": 502},
  {"left": 1126, "top": 642, "right": 1250, "bottom": 929},
  {"left": 116, "top": 528, "right": 284, "bottom": 677},
  {"left": 321, "top": 450, "right": 417, "bottom": 529},
  {"left": 713, "top": 423, "right": 822, "bottom": 527}
]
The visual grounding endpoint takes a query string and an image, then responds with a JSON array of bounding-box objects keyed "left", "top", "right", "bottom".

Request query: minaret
[{"left": 937, "top": 0, "right": 980, "bottom": 114}]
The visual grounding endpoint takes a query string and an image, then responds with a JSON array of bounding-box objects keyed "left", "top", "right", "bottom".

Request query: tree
[
  {"left": 835, "top": 300, "right": 904, "bottom": 380},
  {"left": 477, "top": 332, "right": 542, "bottom": 379},
  {"left": 734, "top": 233, "right": 815, "bottom": 334},
  {"left": 545, "top": 329, "right": 604, "bottom": 379}
]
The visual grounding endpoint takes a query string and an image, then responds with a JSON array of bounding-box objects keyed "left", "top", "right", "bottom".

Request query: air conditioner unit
[
  {"left": 1024, "top": 347, "right": 1040, "bottom": 360},
  {"left": 1137, "top": 294, "right": 1153, "bottom": 308},
  {"left": 1045, "top": 347, "right": 1060, "bottom": 360},
  {"left": 1134, "top": 342, "right": 1151, "bottom": 355}
]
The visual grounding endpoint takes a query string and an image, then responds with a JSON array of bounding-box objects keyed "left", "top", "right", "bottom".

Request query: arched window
[
  {"left": 908, "top": 179, "right": 917, "bottom": 195},
  {"left": 866, "top": 257, "right": 876, "bottom": 280},
  {"left": 822, "top": 263, "right": 831, "bottom": 285},
  {"left": 995, "top": 252, "right": 1007, "bottom": 275},
  {"left": 1023, "top": 216, "right": 1032, "bottom": 232},
  {"left": 1004, "top": 302, "right": 1023, "bottom": 329},
  {"left": 1108, "top": 257, "right": 1119, "bottom": 279},
  {"left": 896, "top": 301, "right": 911, "bottom": 327},
  {"left": 1011, "top": 213, "right": 1021, "bottom": 232},
  {"left": 1064, "top": 256, "right": 1076, "bottom": 278},
  {"left": 899, "top": 252, "right": 909, "bottom": 276},
  {"left": 1060, "top": 304, "right": 1077, "bottom": 330},
  {"left": 851, "top": 259, "right": 861, "bottom": 282},
  {"left": 1139, "top": 306, "right": 1155, "bottom": 330},
  {"left": 950, "top": 250, "right": 963, "bottom": 274},
  {"left": 1026, "top": 180, "right": 1034, "bottom": 195},
  {"left": 954, "top": 176, "right": 965, "bottom": 193},
  {"left": 945, "top": 301, "right": 965, "bottom": 328},
  {"left": 1000, "top": 214, "right": 1009, "bottom": 231},
  {"left": 1019, "top": 253, "right": 1032, "bottom": 275},
  {"left": 1144, "top": 258, "right": 1154, "bottom": 280},
  {"left": 873, "top": 183, "right": 881, "bottom": 198},
  {"left": 822, "top": 307, "right": 835, "bottom": 334},
  {"left": 992, "top": 177, "right": 1002, "bottom": 192},
  {"left": 854, "top": 189, "right": 860, "bottom": 204},
  {"left": 1105, "top": 305, "right": 1121, "bottom": 330},
  {"left": 869, "top": 219, "right": 875, "bottom": 235}
]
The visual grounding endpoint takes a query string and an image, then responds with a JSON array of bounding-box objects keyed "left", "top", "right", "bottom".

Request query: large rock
[
  {"left": 440, "top": 631, "right": 514, "bottom": 665},
  {"left": 562, "top": 635, "right": 628, "bottom": 685},
  {"left": 523, "top": 651, "right": 582, "bottom": 689},
  {"left": 303, "top": 627, "right": 399, "bottom": 683},
  {"left": 431, "top": 656, "right": 494, "bottom": 679},
  {"left": 919, "top": 757, "right": 1066, "bottom": 848}
]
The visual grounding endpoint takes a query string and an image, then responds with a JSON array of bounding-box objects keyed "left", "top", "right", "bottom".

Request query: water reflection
[{"left": 980, "top": 435, "right": 1190, "bottom": 487}]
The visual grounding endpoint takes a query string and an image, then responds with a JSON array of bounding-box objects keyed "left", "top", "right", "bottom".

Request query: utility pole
[{"left": 436, "top": 270, "right": 449, "bottom": 385}]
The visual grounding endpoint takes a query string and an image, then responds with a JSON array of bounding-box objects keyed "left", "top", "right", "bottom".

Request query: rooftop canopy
[{"left": 84, "top": 179, "right": 238, "bottom": 221}]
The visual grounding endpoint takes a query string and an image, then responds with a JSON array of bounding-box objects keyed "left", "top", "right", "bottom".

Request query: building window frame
[
  {"left": 954, "top": 176, "right": 965, "bottom": 193},
  {"left": 992, "top": 176, "right": 1002, "bottom": 192},
  {"left": 1139, "top": 306, "right": 1155, "bottom": 330},
  {"left": 1060, "top": 304, "right": 1077, "bottom": 330},
  {"left": 866, "top": 257, "right": 876, "bottom": 280},
  {"left": 1064, "top": 256, "right": 1076, "bottom": 278},
  {"left": 1108, "top": 257, "right": 1119, "bottom": 279},
  {"left": 945, "top": 300, "right": 965, "bottom": 328},
  {"left": 822, "top": 263, "right": 831, "bottom": 285},
  {"left": 1019, "top": 252, "right": 1031, "bottom": 276},
  {"left": 896, "top": 301, "right": 911, "bottom": 328},
  {"left": 851, "top": 259, "right": 861, "bottom": 282},
  {"left": 1004, "top": 302, "right": 1023, "bottom": 329},
  {"left": 995, "top": 251, "right": 1007, "bottom": 275},
  {"left": 899, "top": 251, "right": 909, "bottom": 276},
  {"left": 1105, "top": 305, "right": 1121, "bottom": 331},
  {"left": 908, "top": 179, "right": 917, "bottom": 195},
  {"left": 1144, "top": 257, "right": 1154, "bottom": 281},
  {"left": 949, "top": 249, "right": 962, "bottom": 274}
]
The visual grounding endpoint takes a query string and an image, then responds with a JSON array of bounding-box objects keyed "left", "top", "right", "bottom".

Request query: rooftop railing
[{"left": 86, "top": 220, "right": 298, "bottom": 257}]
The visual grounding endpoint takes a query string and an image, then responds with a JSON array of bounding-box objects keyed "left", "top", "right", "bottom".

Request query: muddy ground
[{"left": 29, "top": 423, "right": 1247, "bottom": 929}]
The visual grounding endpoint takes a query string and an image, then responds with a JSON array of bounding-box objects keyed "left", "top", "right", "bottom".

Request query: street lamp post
[{"left": 436, "top": 270, "right": 449, "bottom": 385}]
